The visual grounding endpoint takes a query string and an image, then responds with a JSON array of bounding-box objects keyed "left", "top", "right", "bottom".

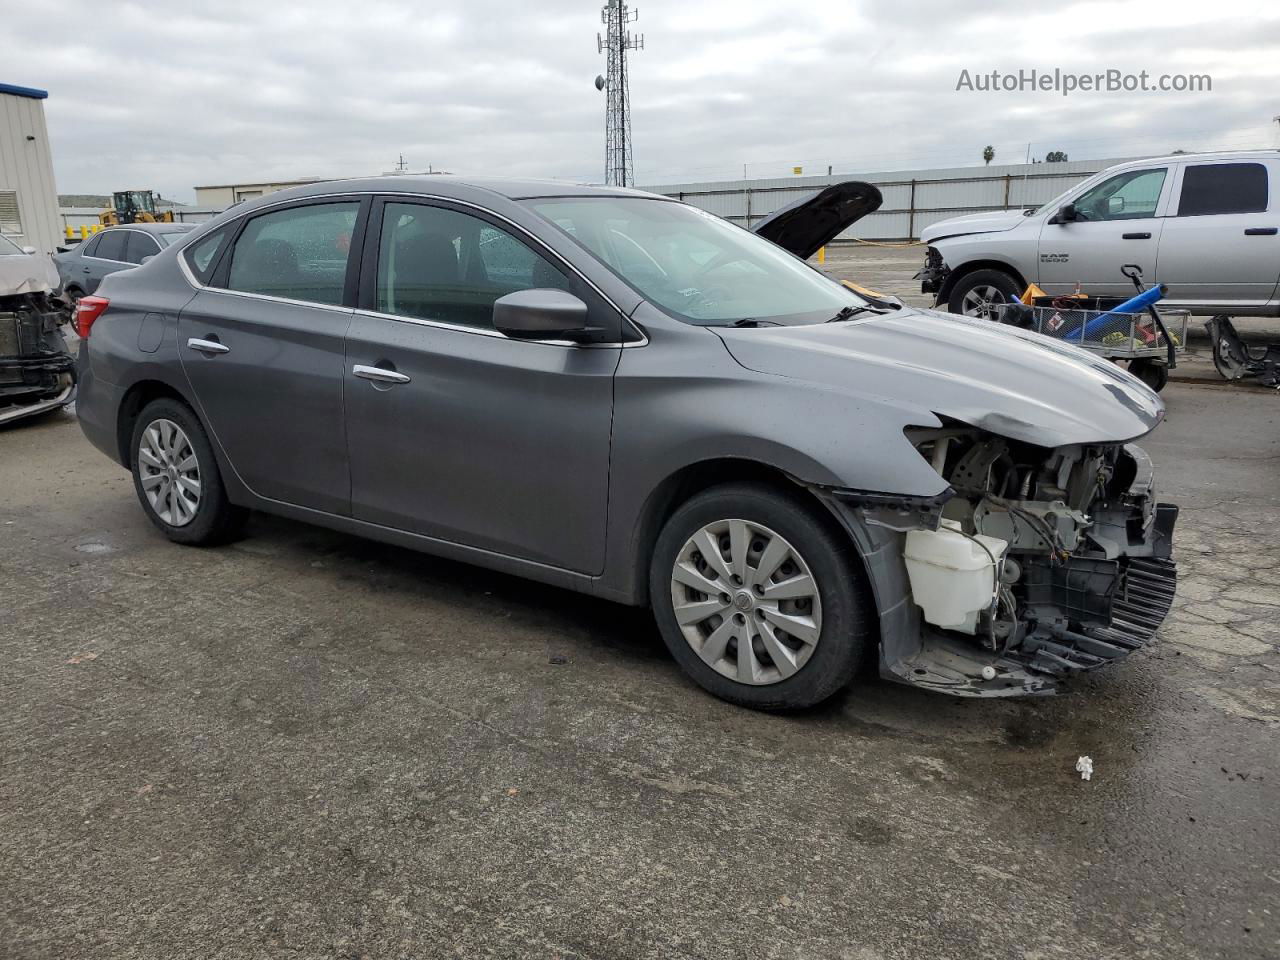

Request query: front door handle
[
  {"left": 1244, "top": 227, "right": 1278, "bottom": 236},
  {"left": 187, "top": 337, "right": 230, "bottom": 355},
  {"left": 1122, "top": 232, "right": 1152, "bottom": 240},
  {"left": 353, "top": 364, "right": 411, "bottom": 385}
]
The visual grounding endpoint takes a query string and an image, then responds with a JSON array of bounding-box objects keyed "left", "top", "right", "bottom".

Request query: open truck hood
[
  {"left": 750, "top": 181, "right": 883, "bottom": 259},
  {"left": 717, "top": 308, "right": 1163, "bottom": 447}
]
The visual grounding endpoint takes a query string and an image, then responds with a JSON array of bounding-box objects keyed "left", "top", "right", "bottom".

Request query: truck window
[
  {"left": 1072, "top": 168, "right": 1166, "bottom": 221},
  {"left": 1177, "top": 163, "right": 1268, "bottom": 217}
]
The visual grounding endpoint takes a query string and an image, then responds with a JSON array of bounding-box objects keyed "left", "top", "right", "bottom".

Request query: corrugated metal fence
[{"left": 643, "top": 157, "right": 1136, "bottom": 242}]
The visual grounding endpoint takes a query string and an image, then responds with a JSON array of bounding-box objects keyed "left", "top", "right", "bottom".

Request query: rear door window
[
  {"left": 1177, "top": 163, "right": 1268, "bottom": 217},
  {"left": 183, "top": 228, "right": 229, "bottom": 283},
  {"left": 93, "top": 230, "right": 128, "bottom": 262},
  {"left": 80, "top": 233, "right": 102, "bottom": 257},
  {"left": 123, "top": 231, "right": 161, "bottom": 264},
  {"left": 226, "top": 202, "right": 360, "bottom": 305}
]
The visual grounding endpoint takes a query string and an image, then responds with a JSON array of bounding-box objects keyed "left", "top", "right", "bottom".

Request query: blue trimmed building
[{"left": 1, "top": 82, "right": 60, "bottom": 255}]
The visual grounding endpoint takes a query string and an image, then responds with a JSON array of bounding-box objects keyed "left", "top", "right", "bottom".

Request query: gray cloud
[{"left": 7, "top": 0, "right": 1279, "bottom": 201}]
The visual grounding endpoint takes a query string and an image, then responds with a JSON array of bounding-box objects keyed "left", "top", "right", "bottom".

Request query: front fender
[{"left": 594, "top": 308, "right": 949, "bottom": 603}]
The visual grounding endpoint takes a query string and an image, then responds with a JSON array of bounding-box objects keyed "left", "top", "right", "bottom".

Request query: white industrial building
[
  {"left": 644, "top": 158, "right": 1136, "bottom": 242},
  {"left": 0, "top": 82, "right": 59, "bottom": 254},
  {"left": 192, "top": 178, "right": 327, "bottom": 209},
  {"left": 184, "top": 159, "right": 1130, "bottom": 242}
]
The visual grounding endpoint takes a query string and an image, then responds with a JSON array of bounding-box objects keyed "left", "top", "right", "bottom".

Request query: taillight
[{"left": 74, "top": 296, "right": 110, "bottom": 338}]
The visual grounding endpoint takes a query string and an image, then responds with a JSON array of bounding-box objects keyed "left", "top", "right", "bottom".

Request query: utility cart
[{"left": 995, "top": 265, "right": 1186, "bottom": 392}]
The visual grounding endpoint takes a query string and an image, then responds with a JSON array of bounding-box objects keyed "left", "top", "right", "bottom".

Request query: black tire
[
  {"left": 129, "top": 397, "right": 247, "bottom": 545},
  {"left": 1129, "top": 358, "right": 1169, "bottom": 392},
  {"left": 945, "top": 268, "right": 1022, "bottom": 319},
  {"left": 649, "top": 483, "right": 873, "bottom": 711}
]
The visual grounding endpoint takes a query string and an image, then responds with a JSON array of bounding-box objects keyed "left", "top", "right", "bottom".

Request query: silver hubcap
[
  {"left": 669, "top": 519, "right": 823, "bottom": 685},
  {"left": 138, "top": 418, "right": 201, "bottom": 527},
  {"left": 961, "top": 284, "right": 1005, "bottom": 319}
]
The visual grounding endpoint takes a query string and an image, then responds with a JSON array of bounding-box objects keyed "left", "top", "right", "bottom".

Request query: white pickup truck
[{"left": 920, "top": 150, "right": 1280, "bottom": 318}]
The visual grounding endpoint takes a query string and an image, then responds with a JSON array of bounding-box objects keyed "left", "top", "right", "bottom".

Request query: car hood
[
  {"left": 750, "top": 181, "right": 883, "bottom": 259},
  {"left": 0, "top": 254, "right": 58, "bottom": 296},
  {"left": 716, "top": 308, "right": 1164, "bottom": 447},
  {"left": 920, "top": 209, "right": 1028, "bottom": 244}
]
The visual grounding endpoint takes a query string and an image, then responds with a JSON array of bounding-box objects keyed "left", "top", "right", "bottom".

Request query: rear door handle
[
  {"left": 1122, "top": 232, "right": 1152, "bottom": 240},
  {"left": 353, "top": 364, "right": 410, "bottom": 384},
  {"left": 187, "top": 337, "right": 229, "bottom": 355},
  {"left": 1244, "top": 227, "right": 1278, "bottom": 236}
]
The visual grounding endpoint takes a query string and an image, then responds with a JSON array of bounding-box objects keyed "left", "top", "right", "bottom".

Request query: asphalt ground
[{"left": 1, "top": 345, "right": 1277, "bottom": 957}]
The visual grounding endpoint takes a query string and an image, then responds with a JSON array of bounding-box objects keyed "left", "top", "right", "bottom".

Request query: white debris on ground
[{"left": 1076, "top": 756, "right": 1094, "bottom": 781}]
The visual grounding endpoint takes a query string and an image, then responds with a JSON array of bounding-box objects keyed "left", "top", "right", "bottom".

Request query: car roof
[
  {"left": 255, "top": 175, "right": 670, "bottom": 206},
  {"left": 100, "top": 222, "right": 196, "bottom": 234}
]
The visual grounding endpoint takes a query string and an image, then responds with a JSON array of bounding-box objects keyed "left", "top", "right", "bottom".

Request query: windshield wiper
[
  {"left": 826, "top": 305, "right": 888, "bottom": 323},
  {"left": 727, "top": 317, "right": 781, "bottom": 328}
]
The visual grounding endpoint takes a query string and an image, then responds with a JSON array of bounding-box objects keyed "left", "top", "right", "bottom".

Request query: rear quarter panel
[{"left": 75, "top": 256, "right": 200, "bottom": 466}]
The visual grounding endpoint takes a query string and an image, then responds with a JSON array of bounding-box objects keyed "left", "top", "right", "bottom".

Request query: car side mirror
[
  {"left": 21, "top": 245, "right": 36, "bottom": 254},
  {"left": 1107, "top": 196, "right": 1125, "bottom": 215},
  {"left": 493, "top": 288, "right": 590, "bottom": 340},
  {"left": 1051, "top": 203, "right": 1077, "bottom": 225}
]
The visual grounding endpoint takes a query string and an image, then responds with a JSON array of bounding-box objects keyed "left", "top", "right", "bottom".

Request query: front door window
[{"left": 1072, "top": 169, "right": 1167, "bottom": 221}]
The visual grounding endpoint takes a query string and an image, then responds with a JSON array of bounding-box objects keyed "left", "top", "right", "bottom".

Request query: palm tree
[{"left": 982, "top": 145, "right": 995, "bottom": 165}]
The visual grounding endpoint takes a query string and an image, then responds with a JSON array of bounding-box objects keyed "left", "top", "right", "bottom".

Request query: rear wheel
[
  {"left": 946, "top": 269, "right": 1022, "bottom": 319},
  {"left": 650, "top": 483, "right": 873, "bottom": 710},
  {"left": 130, "top": 398, "right": 247, "bottom": 545},
  {"left": 1128, "top": 358, "right": 1169, "bottom": 392}
]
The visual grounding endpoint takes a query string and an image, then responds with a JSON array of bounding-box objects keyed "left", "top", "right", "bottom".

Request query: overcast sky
[{"left": 8, "top": 0, "right": 1280, "bottom": 202}]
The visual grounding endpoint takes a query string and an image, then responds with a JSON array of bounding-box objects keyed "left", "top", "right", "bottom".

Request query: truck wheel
[
  {"left": 1129, "top": 358, "right": 1169, "bottom": 392},
  {"left": 946, "top": 269, "right": 1022, "bottom": 319},
  {"left": 130, "top": 397, "right": 247, "bottom": 545},
  {"left": 650, "top": 483, "right": 873, "bottom": 711}
]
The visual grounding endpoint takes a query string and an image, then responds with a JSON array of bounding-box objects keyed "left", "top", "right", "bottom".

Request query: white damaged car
[{"left": 0, "top": 234, "right": 75, "bottom": 425}]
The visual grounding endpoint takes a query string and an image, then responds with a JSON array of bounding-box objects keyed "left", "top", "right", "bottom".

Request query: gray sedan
[
  {"left": 54, "top": 222, "right": 195, "bottom": 303},
  {"left": 73, "top": 177, "right": 1178, "bottom": 709}
]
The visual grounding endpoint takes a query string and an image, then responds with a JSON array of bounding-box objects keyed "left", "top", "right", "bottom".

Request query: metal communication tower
[{"left": 597, "top": 0, "right": 643, "bottom": 187}]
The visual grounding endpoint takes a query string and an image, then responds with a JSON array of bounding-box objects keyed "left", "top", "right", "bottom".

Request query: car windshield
[
  {"left": 525, "top": 197, "right": 864, "bottom": 326},
  {"left": 0, "top": 234, "right": 24, "bottom": 255}
]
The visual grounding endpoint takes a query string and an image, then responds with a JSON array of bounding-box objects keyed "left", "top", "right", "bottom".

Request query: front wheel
[
  {"left": 650, "top": 483, "right": 873, "bottom": 711},
  {"left": 946, "top": 269, "right": 1022, "bottom": 319},
  {"left": 130, "top": 398, "right": 247, "bottom": 545}
]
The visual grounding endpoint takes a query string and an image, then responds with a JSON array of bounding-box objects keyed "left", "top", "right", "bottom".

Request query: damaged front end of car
[
  {"left": 826, "top": 425, "right": 1177, "bottom": 696},
  {"left": 0, "top": 291, "right": 76, "bottom": 426}
]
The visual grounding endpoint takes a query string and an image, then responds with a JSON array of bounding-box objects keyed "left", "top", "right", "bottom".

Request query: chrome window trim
[
  {"left": 82, "top": 228, "right": 161, "bottom": 265},
  {"left": 352, "top": 307, "right": 625, "bottom": 350},
  {"left": 192, "top": 284, "right": 355, "bottom": 315},
  {"left": 172, "top": 189, "right": 649, "bottom": 347}
]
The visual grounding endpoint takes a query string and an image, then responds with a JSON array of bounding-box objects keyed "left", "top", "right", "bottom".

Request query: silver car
[
  {"left": 53, "top": 222, "right": 196, "bottom": 305},
  {"left": 74, "top": 177, "right": 1178, "bottom": 709},
  {"left": 921, "top": 150, "right": 1280, "bottom": 318}
]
